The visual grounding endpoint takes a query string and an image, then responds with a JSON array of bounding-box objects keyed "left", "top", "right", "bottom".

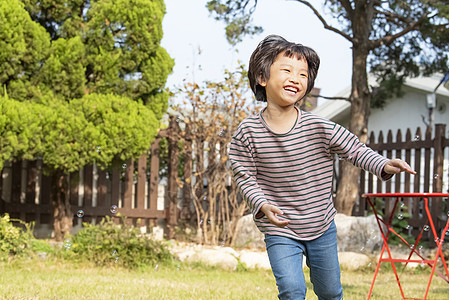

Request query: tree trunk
[
  {"left": 335, "top": 4, "right": 372, "bottom": 215},
  {"left": 51, "top": 169, "right": 72, "bottom": 241}
]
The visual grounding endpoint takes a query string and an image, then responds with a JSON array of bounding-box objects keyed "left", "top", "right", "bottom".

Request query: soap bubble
[
  {"left": 96, "top": 146, "right": 101, "bottom": 153},
  {"left": 199, "top": 219, "right": 203, "bottom": 225},
  {"left": 405, "top": 225, "right": 411, "bottom": 230},
  {"left": 122, "top": 163, "right": 127, "bottom": 169},
  {"left": 434, "top": 174, "right": 439, "bottom": 179},
  {"left": 64, "top": 239, "right": 72, "bottom": 250},
  {"left": 410, "top": 244, "right": 415, "bottom": 250},
  {"left": 110, "top": 205, "right": 118, "bottom": 214},
  {"left": 423, "top": 225, "right": 430, "bottom": 232},
  {"left": 76, "top": 210, "right": 84, "bottom": 218},
  {"left": 414, "top": 135, "right": 420, "bottom": 141},
  {"left": 154, "top": 264, "right": 159, "bottom": 271},
  {"left": 398, "top": 214, "right": 403, "bottom": 220}
]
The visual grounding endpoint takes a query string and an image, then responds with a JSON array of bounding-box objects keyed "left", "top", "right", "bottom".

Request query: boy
[{"left": 229, "top": 35, "right": 416, "bottom": 300}]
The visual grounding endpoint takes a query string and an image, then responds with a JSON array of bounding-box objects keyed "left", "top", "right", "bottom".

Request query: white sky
[{"left": 161, "top": 0, "right": 353, "bottom": 100}]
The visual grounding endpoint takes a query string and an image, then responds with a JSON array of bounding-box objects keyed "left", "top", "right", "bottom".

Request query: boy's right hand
[{"left": 260, "top": 204, "right": 290, "bottom": 228}]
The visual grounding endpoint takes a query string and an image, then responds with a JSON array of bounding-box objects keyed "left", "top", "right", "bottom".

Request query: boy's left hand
[{"left": 384, "top": 158, "right": 416, "bottom": 175}]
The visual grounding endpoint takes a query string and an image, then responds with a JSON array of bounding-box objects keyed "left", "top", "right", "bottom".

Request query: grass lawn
[{"left": 1, "top": 259, "right": 448, "bottom": 299}]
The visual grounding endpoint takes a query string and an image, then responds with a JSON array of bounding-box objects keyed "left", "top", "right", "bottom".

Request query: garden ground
[{"left": 1, "top": 258, "right": 448, "bottom": 299}]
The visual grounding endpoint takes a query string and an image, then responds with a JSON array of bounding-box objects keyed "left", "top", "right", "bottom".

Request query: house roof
[{"left": 312, "top": 74, "right": 449, "bottom": 120}]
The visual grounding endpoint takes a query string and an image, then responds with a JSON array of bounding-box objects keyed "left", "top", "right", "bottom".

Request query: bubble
[
  {"left": 106, "top": 172, "right": 110, "bottom": 180},
  {"left": 398, "top": 214, "right": 403, "bottom": 220},
  {"left": 420, "top": 262, "right": 425, "bottom": 268},
  {"left": 112, "top": 250, "right": 119, "bottom": 263},
  {"left": 154, "top": 264, "right": 159, "bottom": 271},
  {"left": 418, "top": 245, "right": 424, "bottom": 252},
  {"left": 110, "top": 205, "right": 118, "bottom": 214},
  {"left": 76, "top": 210, "right": 84, "bottom": 218},
  {"left": 64, "top": 239, "right": 72, "bottom": 250},
  {"left": 367, "top": 263, "right": 372, "bottom": 267},
  {"left": 446, "top": 229, "right": 449, "bottom": 236},
  {"left": 414, "top": 135, "right": 420, "bottom": 141},
  {"left": 199, "top": 219, "right": 203, "bottom": 225},
  {"left": 96, "top": 146, "right": 101, "bottom": 153},
  {"left": 221, "top": 241, "right": 225, "bottom": 247},
  {"left": 122, "top": 163, "right": 127, "bottom": 169},
  {"left": 435, "top": 237, "right": 440, "bottom": 244},
  {"left": 423, "top": 225, "right": 430, "bottom": 231},
  {"left": 434, "top": 174, "right": 439, "bottom": 179},
  {"left": 405, "top": 225, "right": 411, "bottom": 230},
  {"left": 177, "top": 264, "right": 180, "bottom": 271},
  {"left": 400, "top": 202, "right": 405, "bottom": 208},
  {"left": 447, "top": 211, "right": 449, "bottom": 217},
  {"left": 410, "top": 244, "right": 415, "bottom": 250},
  {"left": 203, "top": 196, "right": 207, "bottom": 200},
  {"left": 360, "top": 246, "right": 365, "bottom": 252}
]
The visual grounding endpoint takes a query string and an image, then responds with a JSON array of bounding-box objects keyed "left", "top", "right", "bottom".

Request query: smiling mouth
[{"left": 284, "top": 86, "right": 299, "bottom": 94}]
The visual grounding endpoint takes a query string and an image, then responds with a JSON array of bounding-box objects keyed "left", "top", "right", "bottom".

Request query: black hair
[{"left": 248, "top": 35, "right": 320, "bottom": 102}]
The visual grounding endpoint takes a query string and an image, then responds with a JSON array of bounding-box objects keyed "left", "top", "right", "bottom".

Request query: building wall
[{"left": 367, "top": 86, "right": 449, "bottom": 140}]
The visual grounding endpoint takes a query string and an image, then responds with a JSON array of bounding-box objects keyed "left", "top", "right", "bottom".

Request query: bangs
[{"left": 282, "top": 46, "right": 307, "bottom": 61}]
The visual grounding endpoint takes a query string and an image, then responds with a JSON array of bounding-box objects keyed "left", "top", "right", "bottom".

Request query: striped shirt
[{"left": 229, "top": 107, "right": 391, "bottom": 241}]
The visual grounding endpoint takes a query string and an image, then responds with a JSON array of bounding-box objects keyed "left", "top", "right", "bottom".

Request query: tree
[
  {"left": 0, "top": 0, "right": 173, "bottom": 240},
  {"left": 206, "top": 0, "right": 449, "bottom": 215}
]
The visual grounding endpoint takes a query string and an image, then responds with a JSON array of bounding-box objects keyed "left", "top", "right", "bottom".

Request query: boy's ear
[{"left": 258, "top": 73, "right": 266, "bottom": 87}]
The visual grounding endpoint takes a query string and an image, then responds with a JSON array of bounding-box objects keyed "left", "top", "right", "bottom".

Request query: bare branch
[
  {"left": 311, "top": 94, "right": 351, "bottom": 101},
  {"left": 369, "top": 12, "right": 432, "bottom": 50},
  {"left": 290, "top": 0, "right": 354, "bottom": 43}
]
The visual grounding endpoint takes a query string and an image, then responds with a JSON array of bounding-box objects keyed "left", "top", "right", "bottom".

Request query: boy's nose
[{"left": 289, "top": 76, "right": 299, "bottom": 84}]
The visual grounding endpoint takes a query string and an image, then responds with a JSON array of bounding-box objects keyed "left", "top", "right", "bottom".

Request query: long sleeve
[
  {"left": 229, "top": 134, "right": 267, "bottom": 218},
  {"left": 329, "top": 123, "right": 392, "bottom": 181}
]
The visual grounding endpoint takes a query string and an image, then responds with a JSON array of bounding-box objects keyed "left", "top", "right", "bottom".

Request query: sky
[{"left": 160, "top": 0, "right": 353, "bottom": 101}]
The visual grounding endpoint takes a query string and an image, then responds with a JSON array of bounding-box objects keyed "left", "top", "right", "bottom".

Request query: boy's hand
[
  {"left": 384, "top": 158, "right": 416, "bottom": 175},
  {"left": 260, "top": 204, "right": 290, "bottom": 228}
]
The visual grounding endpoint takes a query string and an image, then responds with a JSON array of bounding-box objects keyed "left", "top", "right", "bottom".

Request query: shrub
[
  {"left": 0, "top": 213, "right": 35, "bottom": 260},
  {"left": 63, "top": 216, "right": 173, "bottom": 268}
]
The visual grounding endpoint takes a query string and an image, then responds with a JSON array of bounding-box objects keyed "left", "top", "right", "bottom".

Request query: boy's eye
[{"left": 282, "top": 69, "right": 290, "bottom": 73}]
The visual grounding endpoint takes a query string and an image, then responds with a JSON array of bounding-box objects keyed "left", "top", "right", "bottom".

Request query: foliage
[
  {"left": 0, "top": 213, "right": 35, "bottom": 261},
  {"left": 69, "top": 93, "right": 159, "bottom": 168},
  {"left": 63, "top": 216, "right": 173, "bottom": 268}
]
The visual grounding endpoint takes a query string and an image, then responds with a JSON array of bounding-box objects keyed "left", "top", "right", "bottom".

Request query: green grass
[{"left": 1, "top": 259, "right": 448, "bottom": 299}]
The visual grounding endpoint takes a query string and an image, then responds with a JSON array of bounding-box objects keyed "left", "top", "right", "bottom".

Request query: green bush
[
  {"left": 63, "top": 216, "right": 173, "bottom": 268},
  {"left": 0, "top": 213, "right": 35, "bottom": 260}
]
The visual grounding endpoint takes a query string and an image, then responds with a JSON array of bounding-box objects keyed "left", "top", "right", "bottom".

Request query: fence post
[
  {"left": 181, "top": 123, "right": 192, "bottom": 221},
  {"left": 432, "top": 124, "right": 446, "bottom": 234},
  {"left": 166, "top": 116, "right": 179, "bottom": 239}
]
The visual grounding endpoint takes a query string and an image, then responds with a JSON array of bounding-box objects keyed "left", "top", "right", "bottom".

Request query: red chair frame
[{"left": 363, "top": 193, "right": 449, "bottom": 300}]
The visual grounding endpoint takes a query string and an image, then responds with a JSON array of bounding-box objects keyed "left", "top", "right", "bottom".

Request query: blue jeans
[{"left": 264, "top": 221, "right": 343, "bottom": 300}]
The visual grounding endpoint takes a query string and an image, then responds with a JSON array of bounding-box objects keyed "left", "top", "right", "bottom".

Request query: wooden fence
[
  {"left": 1, "top": 120, "right": 448, "bottom": 241},
  {"left": 0, "top": 119, "right": 181, "bottom": 238},
  {"left": 348, "top": 124, "right": 449, "bottom": 240}
]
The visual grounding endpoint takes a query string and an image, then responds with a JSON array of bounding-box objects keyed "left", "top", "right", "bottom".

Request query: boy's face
[{"left": 259, "top": 52, "right": 308, "bottom": 107}]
